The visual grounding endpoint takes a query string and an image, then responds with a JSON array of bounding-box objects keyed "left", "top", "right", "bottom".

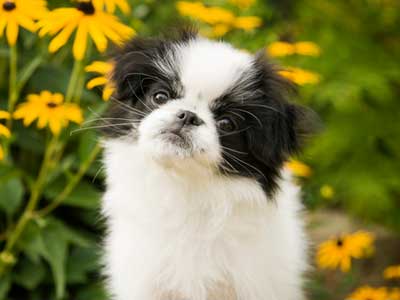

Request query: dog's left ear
[{"left": 247, "top": 53, "right": 320, "bottom": 172}]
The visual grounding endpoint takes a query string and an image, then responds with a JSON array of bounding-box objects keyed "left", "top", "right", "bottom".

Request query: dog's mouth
[{"left": 159, "top": 129, "right": 192, "bottom": 149}]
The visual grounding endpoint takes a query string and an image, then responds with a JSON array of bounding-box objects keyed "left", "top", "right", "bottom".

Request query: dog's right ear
[
  {"left": 111, "top": 37, "right": 166, "bottom": 103},
  {"left": 111, "top": 27, "right": 198, "bottom": 103}
]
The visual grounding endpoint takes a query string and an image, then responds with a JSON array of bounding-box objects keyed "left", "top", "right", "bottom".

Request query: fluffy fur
[{"left": 101, "top": 29, "right": 313, "bottom": 300}]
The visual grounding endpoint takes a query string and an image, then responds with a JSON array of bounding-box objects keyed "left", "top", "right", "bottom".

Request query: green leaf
[
  {"left": 14, "top": 257, "right": 46, "bottom": 290},
  {"left": 66, "top": 247, "right": 99, "bottom": 284},
  {"left": 75, "top": 283, "right": 108, "bottom": 300},
  {"left": 18, "top": 222, "right": 46, "bottom": 264},
  {"left": 0, "top": 273, "right": 11, "bottom": 300},
  {"left": 40, "top": 220, "right": 68, "bottom": 300},
  {"left": 0, "top": 177, "right": 24, "bottom": 216},
  {"left": 44, "top": 179, "right": 100, "bottom": 209}
]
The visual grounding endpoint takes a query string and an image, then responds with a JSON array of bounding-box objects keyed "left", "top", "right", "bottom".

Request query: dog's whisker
[
  {"left": 221, "top": 146, "right": 248, "bottom": 155},
  {"left": 231, "top": 108, "right": 263, "bottom": 128},
  {"left": 109, "top": 97, "right": 147, "bottom": 116},
  {"left": 126, "top": 80, "right": 153, "bottom": 113},
  {"left": 223, "top": 151, "right": 267, "bottom": 183},
  {"left": 219, "top": 126, "right": 252, "bottom": 137},
  {"left": 70, "top": 122, "right": 137, "bottom": 135}
]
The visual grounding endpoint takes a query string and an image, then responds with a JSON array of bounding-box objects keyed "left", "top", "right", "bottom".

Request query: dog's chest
[{"left": 159, "top": 282, "right": 237, "bottom": 300}]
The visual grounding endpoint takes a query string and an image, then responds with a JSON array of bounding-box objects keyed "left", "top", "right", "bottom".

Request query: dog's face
[{"left": 102, "top": 30, "right": 313, "bottom": 196}]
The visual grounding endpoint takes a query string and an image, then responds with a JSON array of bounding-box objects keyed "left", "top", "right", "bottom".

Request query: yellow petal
[
  {"left": 103, "top": 86, "right": 114, "bottom": 101},
  {"left": 0, "top": 124, "right": 11, "bottom": 138},
  {"left": 37, "top": 112, "right": 49, "bottom": 129},
  {"left": 73, "top": 20, "right": 88, "bottom": 60},
  {"left": 0, "top": 111, "right": 10, "bottom": 120},
  {"left": 88, "top": 21, "right": 108, "bottom": 53},
  {"left": 267, "top": 41, "right": 296, "bottom": 57},
  {"left": 115, "top": 0, "right": 131, "bottom": 14},
  {"left": 234, "top": 16, "right": 262, "bottom": 31},
  {"left": 87, "top": 76, "right": 108, "bottom": 89},
  {"left": 6, "top": 19, "right": 19, "bottom": 46},
  {"left": 48, "top": 20, "right": 77, "bottom": 53},
  {"left": 64, "top": 105, "right": 83, "bottom": 124},
  {"left": 48, "top": 116, "right": 62, "bottom": 135},
  {"left": 85, "top": 61, "right": 113, "bottom": 74},
  {"left": 0, "top": 146, "right": 4, "bottom": 161},
  {"left": 14, "top": 13, "right": 37, "bottom": 32},
  {"left": 0, "top": 17, "right": 7, "bottom": 37}
]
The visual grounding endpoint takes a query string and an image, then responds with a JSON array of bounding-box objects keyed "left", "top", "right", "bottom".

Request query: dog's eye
[
  {"left": 152, "top": 90, "right": 170, "bottom": 105},
  {"left": 217, "top": 117, "right": 237, "bottom": 133}
]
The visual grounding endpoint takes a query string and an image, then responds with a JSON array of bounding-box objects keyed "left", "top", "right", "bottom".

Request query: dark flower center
[
  {"left": 3, "top": 1, "right": 16, "bottom": 11},
  {"left": 47, "top": 102, "right": 59, "bottom": 108},
  {"left": 76, "top": 1, "right": 95, "bottom": 15},
  {"left": 336, "top": 238, "right": 344, "bottom": 247}
]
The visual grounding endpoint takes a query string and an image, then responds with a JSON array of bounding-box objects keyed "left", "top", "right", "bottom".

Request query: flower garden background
[{"left": 0, "top": 0, "right": 399, "bottom": 299}]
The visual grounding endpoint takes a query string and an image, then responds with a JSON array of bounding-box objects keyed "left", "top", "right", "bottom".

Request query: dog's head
[{"left": 102, "top": 29, "right": 315, "bottom": 196}]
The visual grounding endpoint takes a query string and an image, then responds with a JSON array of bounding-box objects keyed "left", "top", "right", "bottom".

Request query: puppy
[{"left": 101, "top": 29, "right": 313, "bottom": 300}]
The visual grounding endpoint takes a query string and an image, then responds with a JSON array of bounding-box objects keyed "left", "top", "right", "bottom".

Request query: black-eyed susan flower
[
  {"left": 267, "top": 41, "right": 321, "bottom": 57},
  {"left": 279, "top": 67, "right": 320, "bottom": 85},
  {"left": 347, "top": 286, "right": 388, "bottom": 300},
  {"left": 0, "top": 111, "right": 11, "bottom": 139},
  {"left": 38, "top": 0, "right": 135, "bottom": 60},
  {"left": 285, "top": 159, "right": 312, "bottom": 177},
  {"left": 92, "top": 0, "right": 130, "bottom": 14},
  {"left": 316, "top": 231, "right": 375, "bottom": 272},
  {"left": 0, "top": 0, "right": 47, "bottom": 45},
  {"left": 85, "top": 60, "right": 114, "bottom": 101},
  {"left": 384, "top": 264, "right": 400, "bottom": 279},
  {"left": 14, "top": 91, "right": 83, "bottom": 135}
]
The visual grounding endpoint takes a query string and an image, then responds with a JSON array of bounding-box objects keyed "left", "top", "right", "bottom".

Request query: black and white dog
[{"left": 101, "top": 29, "right": 313, "bottom": 300}]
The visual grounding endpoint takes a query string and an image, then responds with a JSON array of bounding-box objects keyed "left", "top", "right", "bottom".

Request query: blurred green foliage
[{"left": 0, "top": 0, "right": 399, "bottom": 299}]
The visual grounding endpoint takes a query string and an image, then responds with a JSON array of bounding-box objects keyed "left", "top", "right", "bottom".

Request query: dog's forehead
[{"left": 176, "top": 38, "right": 253, "bottom": 103}]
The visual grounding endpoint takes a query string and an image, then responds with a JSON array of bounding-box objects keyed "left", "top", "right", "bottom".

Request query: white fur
[{"left": 101, "top": 39, "right": 308, "bottom": 300}]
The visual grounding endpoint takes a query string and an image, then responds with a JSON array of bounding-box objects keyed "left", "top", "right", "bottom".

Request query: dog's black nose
[{"left": 176, "top": 110, "right": 204, "bottom": 127}]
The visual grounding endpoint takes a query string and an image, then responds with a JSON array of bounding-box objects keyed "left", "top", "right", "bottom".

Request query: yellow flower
[
  {"left": 316, "top": 231, "right": 375, "bottom": 272},
  {"left": 233, "top": 16, "right": 262, "bottom": 31},
  {"left": 267, "top": 41, "right": 296, "bottom": 57},
  {"left": 85, "top": 60, "right": 114, "bottom": 101},
  {"left": 0, "top": 0, "right": 47, "bottom": 45},
  {"left": 229, "top": 0, "right": 256, "bottom": 9},
  {"left": 267, "top": 41, "right": 321, "bottom": 57},
  {"left": 285, "top": 159, "right": 312, "bottom": 177},
  {"left": 0, "top": 145, "right": 4, "bottom": 161},
  {"left": 14, "top": 91, "right": 83, "bottom": 135},
  {"left": 208, "top": 24, "right": 231, "bottom": 38},
  {"left": 0, "top": 111, "right": 11, "bottom": 139},
  {"left": 320, "top": 184, "right": 334, "bottom": 199},
  {"left": 92, "top": 0, "right": 130, "bottom": 14},
  {"left": 388, "top": 288, "right": 400, "bottom": 300},
  {"left": 38, "top": 0, "right": 135, "bottom": 60},
  {"left": 176, "top": 1, "right": 261, "bottom": 37},
  {"left": 347, "top": 286, "right": 388, "bottom": 300},
  {"left": 384, "top": 265, "right": 400, "bottom": 279},
  {"left": 279, "top": 67, "right": 320, "bottom": 85},
  {"left": 294, "top": 41, "right": 321, "bottom": 56}
]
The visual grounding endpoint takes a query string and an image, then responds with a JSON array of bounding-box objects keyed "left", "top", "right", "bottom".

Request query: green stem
[
  {"left": 36, "top": 143, "right": 101, "bottom": 217},
  {"left": 6, "top": 45, "right": 17, "bottom": 129},
  {"left": 65, "top": 58, "right": 83, "bottom": 103}
]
